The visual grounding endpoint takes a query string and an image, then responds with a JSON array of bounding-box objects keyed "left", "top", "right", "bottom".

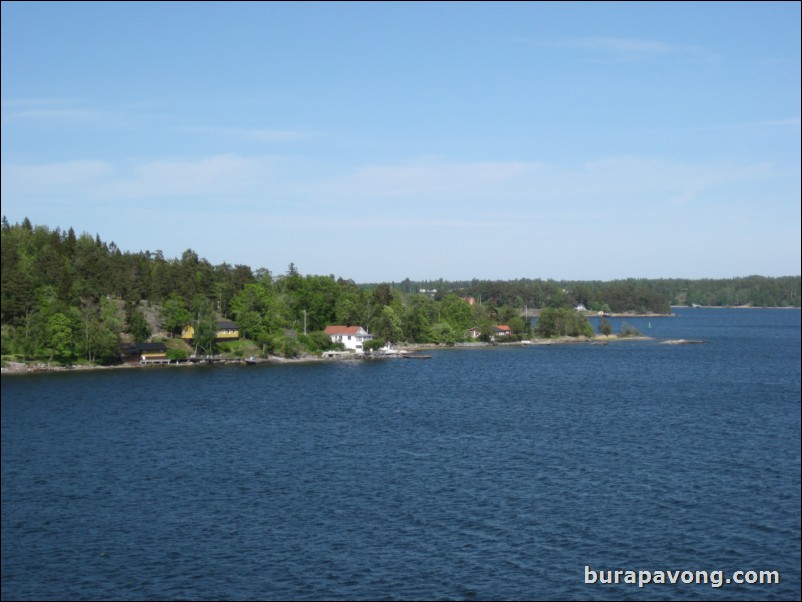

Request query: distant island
[{"left": 2, "top": 217, "right": 799, "bottom": 370}]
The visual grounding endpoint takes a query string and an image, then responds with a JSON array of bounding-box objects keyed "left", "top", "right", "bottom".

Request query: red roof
[{"left": 324, "top": 325, "right": 366, "bottom": 335}]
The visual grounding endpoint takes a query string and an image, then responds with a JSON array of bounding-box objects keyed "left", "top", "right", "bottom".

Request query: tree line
[
  {"left": 373, "top": 275, "right": 801, "bottom": 312},
  {"left": 2, "top": 217, "right": 799, "bottom": 364}
]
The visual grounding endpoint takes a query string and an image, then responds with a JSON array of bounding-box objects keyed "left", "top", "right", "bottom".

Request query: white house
[
  {"left": 324, "top": 325, "right": 374, "bottom": 351},
  {"left": 467, "top": 325, "right": 511, "bottom": 339}
]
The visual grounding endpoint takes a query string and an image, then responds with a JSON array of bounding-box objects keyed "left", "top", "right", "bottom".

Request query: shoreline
[
  {"left": 4, "top": 308, "right": 797, "bottom": 377},
  {"left": 1, "top": 334, "right": 659, "bottom": 376},
  {"left": 0, "top": 355, "right": 315, "bottom": 376},
  {"left": 671, "top": 305, "right": 801, "bottom": 310}
]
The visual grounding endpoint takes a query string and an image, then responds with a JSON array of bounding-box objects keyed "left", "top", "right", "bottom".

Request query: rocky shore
[
  {"left": 0, "top": 356, "right": 320, "bottom": 375},
  {"left": 6, "top": 333, "right": 712, "bottom": 376}
]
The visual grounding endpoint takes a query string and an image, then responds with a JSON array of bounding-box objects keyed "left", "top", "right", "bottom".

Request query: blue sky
[{"left": 2, "top": 1, "right": 800, "bottom": 282}]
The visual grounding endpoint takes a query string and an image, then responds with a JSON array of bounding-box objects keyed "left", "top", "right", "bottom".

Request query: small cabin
[
  {"left": 181, "top": 320, "right": 240, "bottom": 342},
  {"left": 121, "top": 342, "right": 169, "bottom": 364}
]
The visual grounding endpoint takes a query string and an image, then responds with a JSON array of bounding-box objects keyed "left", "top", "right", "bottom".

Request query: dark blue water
[{"left": 2, "top": 308, "right": 800, "bottom": 601}]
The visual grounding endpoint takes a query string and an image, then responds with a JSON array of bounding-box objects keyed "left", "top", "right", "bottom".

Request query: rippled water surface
[{"left": 2, "top": 308, "right": 800, "bottom": 600}]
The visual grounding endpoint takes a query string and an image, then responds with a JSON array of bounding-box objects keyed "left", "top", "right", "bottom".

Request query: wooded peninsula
[{"left": 2, "top": 217, "right": 800, "bottom": 367}]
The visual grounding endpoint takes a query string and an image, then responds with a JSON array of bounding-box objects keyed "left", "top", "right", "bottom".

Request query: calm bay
[{"left": 2, "top": 308, "right": 800, "bottom": 600}]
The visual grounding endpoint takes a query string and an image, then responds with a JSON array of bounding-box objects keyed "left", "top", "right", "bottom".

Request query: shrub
[
  {"left": 363, "top": 338, "right": 387, "bottom": 352},
  {"left": 297, "top": 331, "right": 346, "bottom": 353},
  {"left": 619, "top": 322, "right": 642, "bottom": 337},
  {"left": 282, "top": 339, "right": 300, "bottom": 358},
  {"left": 167, "top": 348, "right": 187, "bottom": 361}
]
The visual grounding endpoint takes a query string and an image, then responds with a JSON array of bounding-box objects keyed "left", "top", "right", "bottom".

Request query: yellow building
[{"left": 181, "top": 319, "right": 240, "bottom": 341}]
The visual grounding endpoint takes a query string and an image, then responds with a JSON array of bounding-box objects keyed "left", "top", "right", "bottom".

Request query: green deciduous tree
[
  {"left": 402, "top": 302, "right": 433, "bottom": 343},
  {"left": 47, "top": 312, "right": 75, "bottom": 362},
  {"left": 160, "top": 293, "right": 193, "bottom": 337},
  {"left": 191, "top": 296, "right": 217, "bottom": 356},
  {"left": 508, "top": 315, "right": 527, "bottom": 336},
  {"left": 535, "top": 307, "right": 593, "bottom": 338},
  {"left": 430, "top": 322, "right": 457, "bottom": 345},
  {"left": 440, "top": 294, "right": 473, "bottom": 333},
  {"left": 373, "top": 305, "right": 403, "bottom": 343}
]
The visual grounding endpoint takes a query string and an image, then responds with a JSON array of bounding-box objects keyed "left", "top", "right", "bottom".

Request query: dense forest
[
  {"left": 2, "top": 217, "right": 799, "bottom": 365},
  {"left": 374, "top": 275, "right": 801, "bottom": 311}
]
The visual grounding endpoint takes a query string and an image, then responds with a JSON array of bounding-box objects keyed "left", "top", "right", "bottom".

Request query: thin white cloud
[
  {"left": 99, "top": 155, "right": 285, "bottom": 200},
  {"left": 1, "top": 97, "right": 84, "bottom": 108},
  {"left": 0, "top": 155, "right": 286, "bottom": 205},
  {"left": 329, "top": 158, "right": 545, "bottom": 200},
  {"left": 1, "top": 98, "right": 102, "bottom": 123},
  {"left": 320, "top": 155, "right": 778, "bottom": 212},
  {"left": 3, "top": 153, "right": 794, "bottom": 280},
  {"left": 180, "top": 126, "right": 309, "bottom": 142},
  {"left": 756, "top": 117, "right": 801, "bottom": 127},
  {"left": 1, "top": 153, "right": 786, "bottom": 225},
  {"left": 5, "top": 109, "right": 100, "bottom": 122},
  {"left": 2, "top": 160, "right": 113, "bottom": 193},
  {"left": 566, "top": 36, "right": 699, "bottom": 55},
  {"left": 512, "top": 35, "right": 708, "bottom": 62}
]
